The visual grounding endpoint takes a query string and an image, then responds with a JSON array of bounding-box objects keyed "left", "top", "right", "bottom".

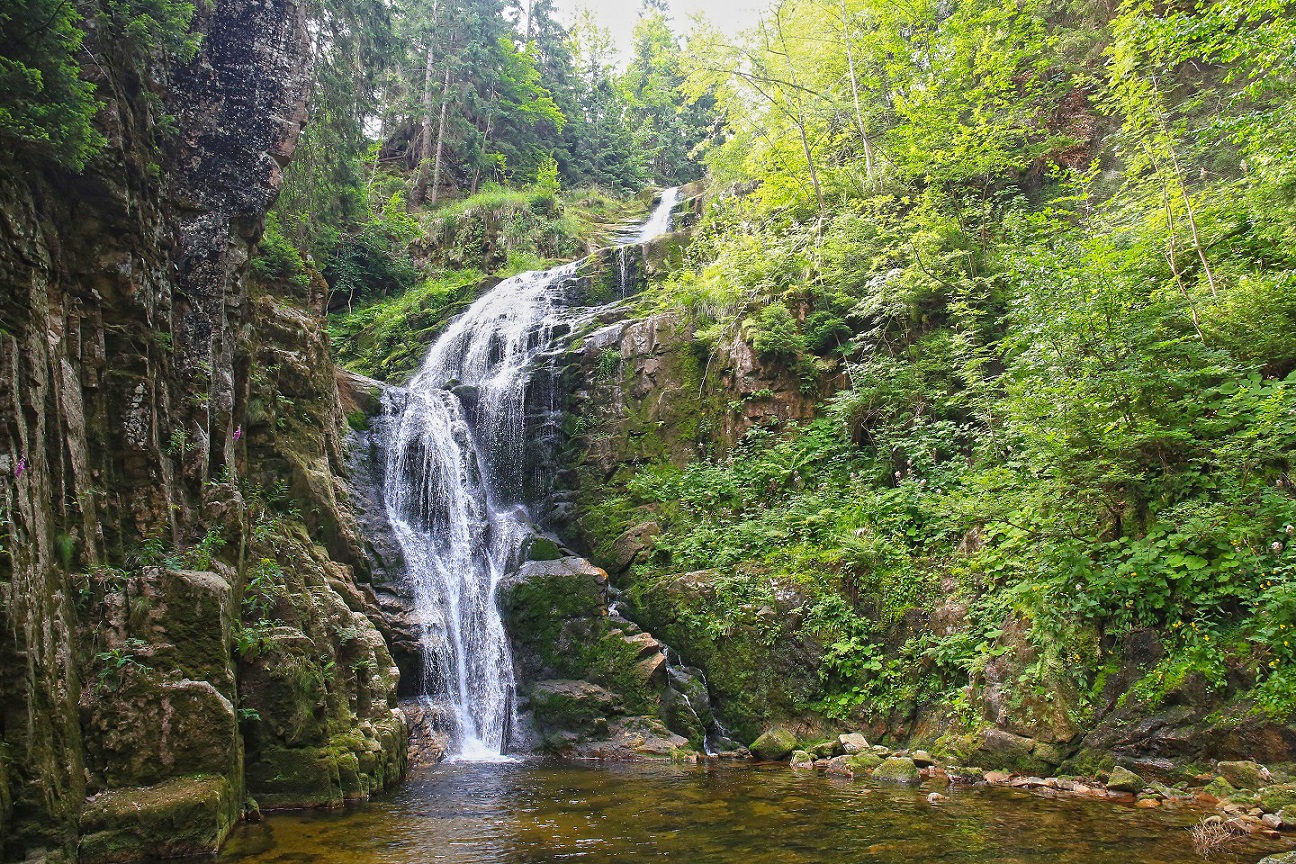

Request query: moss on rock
[
  {"left": 872, "top": 757, "right": 922, "bottom": 784},
  {"left": 749, "top": 727, "right": 798, "bottom": 761},
  {"left": 78, "top": 776, "right": 238, "bottom": 864}
]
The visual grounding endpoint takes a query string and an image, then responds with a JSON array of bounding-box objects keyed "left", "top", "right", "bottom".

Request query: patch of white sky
[{"left": 550, "top": 0, "right": 764, "bottom": 61}]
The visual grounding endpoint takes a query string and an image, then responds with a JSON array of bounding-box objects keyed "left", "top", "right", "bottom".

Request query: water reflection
[{"left": 218, "top": 761, "right": 1296, "bottom": 864}]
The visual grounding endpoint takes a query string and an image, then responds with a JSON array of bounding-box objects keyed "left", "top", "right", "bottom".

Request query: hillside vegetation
[{"left": 560, "top": 0, "right": 1296, "bottom": 755}]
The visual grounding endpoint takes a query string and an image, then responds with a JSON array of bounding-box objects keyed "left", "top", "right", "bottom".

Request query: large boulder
[
  {"left": 749, "top": 727, "right": 799, "bottom": 762},
  {"left": 975, "top": 727, "right": 1059, "bottom": 775},
  {"left": 78, "top": 776, "right": 238, "bottom": 864},
  {"left": 529, "top": 679, "right": 625, "bottom": 739}
]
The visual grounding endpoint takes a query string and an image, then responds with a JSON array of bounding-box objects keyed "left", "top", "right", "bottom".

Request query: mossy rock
[
  {"left": 872, "top": 757, "right": 922, "bottom": 785},
  {"left": 974, "top": 728, "right": 1053, "bottom": 776},
  {"left": 1260, "top": 783, "right": 1296, "bottom": 814},
  {"left": 1218, "top": 760, "right": 1269, "bottom": 790},
  {"left": 84, "top": 678, "right": 239, "bottom": 789},
  {"left": 1106, "top": 765, "right": 1145, "bottom": 793},
  {"left": 529, "top": 680, "right": 623, "bottom": 737},
  {"left": 78, "top": 775, "right": 238, "bottom": 864},
  {"left": 245, "top": 746, "right": 344, "bottom": 810},
  {"left": 527, "top": 537, "right": 564, "bottom": 562},
  {"left": 844, "top": 753, "right": 884, "bottom": 773},
  {"left": 749, "top": 727, "right": 798, "bottom": 762},
  {"left": 1203, "top": 776, "right": 1238, "bottom": 799}
]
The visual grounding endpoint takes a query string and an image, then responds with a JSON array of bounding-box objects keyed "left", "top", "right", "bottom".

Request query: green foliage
[
  {"left": 95, "top": 638, "right": 153, "bottom": 692},
  {"left": 328, "top": 268, "right": 484, "bottom": 380},
  {"left": 251, "top": 217, "right": 311, "bottom": 288},
  {"left": 596, "top": 348, "right": 621, "bottom": 380},
  {"left": 745, "top": 305, "right": 804, "bottom": 362},
  {"left": 97, "top": 0, "right": 201, "bottom": 60},
  {"left": 572, "top": 0, "right": 1296, "bottom": 732},
  {"left": 0, "top": 0, "right": 105, "bottom": 169},
  {"left": 325, "top": 194, "right": 421, "bottom": 306}
]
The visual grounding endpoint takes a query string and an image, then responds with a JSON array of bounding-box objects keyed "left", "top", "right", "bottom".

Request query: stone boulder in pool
[
  {"left": 872, "top": 757, "right": 922, "bottom": 784},
  {"left": 749, "top": 727, "right": 798, "bottom": 761}
]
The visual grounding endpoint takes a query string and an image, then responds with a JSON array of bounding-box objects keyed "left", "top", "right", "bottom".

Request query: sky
[{"left": 553, "top": 0, "right": 764, "bottom": 59}]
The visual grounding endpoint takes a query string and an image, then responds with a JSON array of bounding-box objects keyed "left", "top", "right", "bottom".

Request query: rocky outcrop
[
  {"left": 0, "top": 0, "right": 406, "bottom": 860},
  {"left": 498, "top": 554, "right": 703, "bottom": 758}
]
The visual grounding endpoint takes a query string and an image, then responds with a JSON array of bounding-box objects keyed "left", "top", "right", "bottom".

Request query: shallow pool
[{"left": 217, "top": 761, "right": 1294, "bottom": 863}]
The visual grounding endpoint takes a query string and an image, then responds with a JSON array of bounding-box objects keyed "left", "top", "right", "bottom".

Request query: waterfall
[
  {"left": 382, "top": 188, "right": 681, "bottom": 760},
  {"left": 634, "top": 187, "right": 681, "bottom": 243}
]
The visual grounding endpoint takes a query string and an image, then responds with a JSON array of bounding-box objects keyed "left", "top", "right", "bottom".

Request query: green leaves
[{"left": 0, "top": 0, "right": 106, "bottom": 169}]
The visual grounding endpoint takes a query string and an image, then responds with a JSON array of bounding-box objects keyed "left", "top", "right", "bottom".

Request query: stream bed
[{"left": 217, "top": 761, "right": 1295, "bottom": 864}]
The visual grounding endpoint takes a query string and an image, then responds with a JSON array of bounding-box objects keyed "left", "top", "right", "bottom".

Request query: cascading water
[
  {"left": 634, "top": 186, "right": 680, "bottom": 243},
  {"left": 382, "top": 188, "right": 681, "bottom": 760}
]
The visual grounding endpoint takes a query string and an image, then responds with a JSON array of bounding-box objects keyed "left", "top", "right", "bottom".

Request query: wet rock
[
  {"left": 872, "top": 757, "right": 922, "bottom": 785},
  {"left": 636, "top": 651, "right": 669, "bottom": 690},
  {"left": 824, "top": 756, "right": 857, "bottom": 777},
  {"left": 83, "top": 678, "right": 238, "bottom": 790},
  {"left": 927, "top": 792, "right": 949, "bottom": 804},
  {"left": 569, "top": 716, "right": 690, "bottom": 759},
  {"left": 750, "top": 727, "right": 799, "bottom": 762},
  {"left": 839, "top": 732, "right": 870, "bottom": 754},
  {"left": 791, "top": 750, "right": 815, "bottom": 769},
  {"left": 979, "top": 616, "right": 1080, "bottom": 745},
  {"left": 844, "top": 753, "right": 884, "bottom": 774},
  {"left": 811, "top": 739, "right": 843, "bottom": 759},
  {"left": 1218, "top": 760, "right": 1271, "bottom": 790},
  {"left": 1204, "top": 776, "right": 1239, "bottom": 800},
  {"left": 1106, "top": 766, "right": 1146, "bottom": 794},
  {"left": 1134, "top": 797, "right": 1161, "bottom": 808}
]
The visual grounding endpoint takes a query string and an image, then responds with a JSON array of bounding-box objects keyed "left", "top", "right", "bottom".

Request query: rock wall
[{"left": 0, "top": 2, "right": 404, "bottom": 861}]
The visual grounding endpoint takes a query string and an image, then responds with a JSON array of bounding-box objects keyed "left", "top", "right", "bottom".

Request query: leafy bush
[{"left": 251, "top": 217, "right": 310, "bottom": 288}]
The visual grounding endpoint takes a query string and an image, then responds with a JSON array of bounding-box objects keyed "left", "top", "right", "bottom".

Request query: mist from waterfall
[{"left": 381, "top": 188, "right": 681, "bottom": 760}]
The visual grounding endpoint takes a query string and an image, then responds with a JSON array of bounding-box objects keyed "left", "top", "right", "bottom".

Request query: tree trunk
[
  {"left": 413, "top": 43, "right": 437, "bottom": 206},
  {"left": 429, "top": 63, "right": 453, "bottom": 205},
  {"left": 839, "top": 0, "right": 876, "bottom": 189},
  {"left": 774, "top": 14, "right": 824, "bottom": 213}
]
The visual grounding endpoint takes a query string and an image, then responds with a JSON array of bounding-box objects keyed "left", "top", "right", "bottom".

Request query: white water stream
[{"left": 382, "top": 189, "right": 681, "bottom": 760}]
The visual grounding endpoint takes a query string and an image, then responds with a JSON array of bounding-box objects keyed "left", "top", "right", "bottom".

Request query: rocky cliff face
[{"left": 0, "top": 2, "right": 404, "bottom": 861}]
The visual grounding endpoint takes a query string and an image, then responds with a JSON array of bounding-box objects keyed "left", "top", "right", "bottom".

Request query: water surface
[{"left": 219, "top": 761, "right": 1294, "bottom": 863}]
